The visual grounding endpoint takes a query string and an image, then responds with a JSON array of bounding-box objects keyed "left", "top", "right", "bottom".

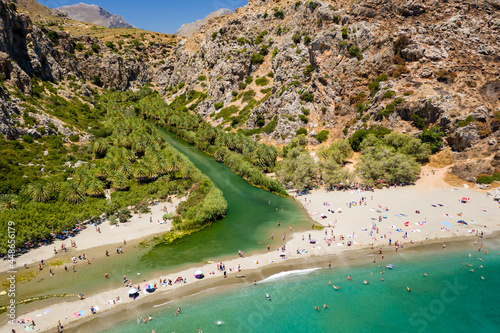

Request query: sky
[{"left": 41, "top": 0, "right": 248, "bottom": 34}]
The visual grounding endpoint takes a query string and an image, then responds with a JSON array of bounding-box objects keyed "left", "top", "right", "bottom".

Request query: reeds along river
[{"left": 5, "top": 129, "right": 311, "bottom": 303}]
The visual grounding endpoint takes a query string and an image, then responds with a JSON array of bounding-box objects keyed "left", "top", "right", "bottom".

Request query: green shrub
[
  {"left": 292, "top": 34, "right": 301, "bottom": 44},
  {"left": 69, "top": 134, "right": 80, "bottom": 142},
  {"left": 74, "top": 43, "right": 85, "bottom": 52},
  {"left": 348, "top": 45, "right": 363, "bottom": 60},
  {"left": 47, "top": 30, "right": 58, "bottom": 43},
  {"left": 300, "top": 92, "right": 314, "bottom": 102},
  {"left": 299, "top": 114, "right": 309, "bottom": 123},
  {"left": 274, "top": 9, "right": 285, "bottom": 19},
  {"left": 105, "top": 41, "right": 115, "bottom": 49},
  {"left": 22, "top": 134, "right": 34, "bottom": 143},
  {"left": 303, "top": 35, "right": 312, "bottom": 45},
  {"left": 91, "top": 44, "right": 100, "bottom": 52},
  {"left": 301, "top": 108, "right": 310, "bottom": 115},
  {"left": 304, "top": 64, "right": 314, "bottom": 77},
  {"left": 245, "top": 76, "right": 253, "bottom": 84},
  {"left": 296, "top": 127, "right": 308, "bottom": 136},
  {"left": 341, "top": 27, "right": 348, "bottom": 39},
  {"left": 476, "top": 175, "right": 494, "bottom": 184},
  {"left": 251, "top": 53, "right": 265, "bottom": 65},
  {"left": 456, "top": 115, "right": 475, "bottom": 128},
  {"left": 231, "top": 91, "right": 238, "bottom": 96},
  {"left": 238, "top": 82, "right": 247, "bottom": 90},
  {"left": 316, "top": 130, "right": 329, "bottom": 143},
  {"left": 214, "top": 102, "right": 224, "bottom": 110},
  {"left": 383, "top": 90, "right": 396, "bottom": 99},
  {"left": 255, "top": 77, "right": 269, "bottom": 86},
  {"left": 295, "top": 1, "right": 302, "bottom": 9},
  {"left": 418, "top": 126, "right": 444, "bottom": 153},
  {"left": 368, "top": 74, "right": 388, "bottom": 94},
  {"left": 212, "top": 31, "right": 218, "bottom": 40},
  {"left": 410, "top": 114, "right": 426, "bottom": 130}
]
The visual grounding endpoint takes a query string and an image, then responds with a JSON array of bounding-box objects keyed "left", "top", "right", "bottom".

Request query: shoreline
[
  {"left": 4, "top": 173, "right": 500, "bottom": 332},
  {"left": 0, "top": 197, "right": 185, "bottom": 274},
  {"left": 62, "top": 232, "right": 500, "bottom": 333}
]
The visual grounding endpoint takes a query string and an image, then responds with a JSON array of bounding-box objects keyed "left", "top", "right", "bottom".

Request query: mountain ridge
[
  {"left": 56, "top": 2, "right": 135, "bottom": 28},
  {"left": 175, "top": 8, "right": 233, "bottom": 37}
]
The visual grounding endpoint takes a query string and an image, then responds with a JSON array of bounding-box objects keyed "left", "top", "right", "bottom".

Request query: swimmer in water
[
  {"left": 266, "top": 294, "right": 271, "bottom": 300},
  {"left": 407, "top": 287, "right": 411, "bottom": 292},
  {"left": 423, "top": 273, "right": 428, "bottom": 277},
  {"left": 364, "top": 280, "right": 370, "bottom": 285},
  {"left": 323, "top": 304, "right": 329, "bottom": 309},
  {"left": 314, "top": 306, "right": 321, "bottom": 311},
  {"left": 348, "top": 275, "right": 352, "bottom": 280}
]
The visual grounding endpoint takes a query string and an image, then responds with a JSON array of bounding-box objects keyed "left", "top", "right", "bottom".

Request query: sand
[
  {"left": 3, "top": 171, "right": 500, "bottom": 333},
  {"left": 0, "top": 197, "right": 185, "bottom": 273}
]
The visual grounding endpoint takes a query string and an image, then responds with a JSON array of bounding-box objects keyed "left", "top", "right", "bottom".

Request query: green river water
[{"left": 7, "top": 128, "right": 311, "bottom": 303}]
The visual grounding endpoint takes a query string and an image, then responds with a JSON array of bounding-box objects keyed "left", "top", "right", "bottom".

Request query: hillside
[
  {"left": 55, "top": 3, "right": 136, "bottom": 29},
  {"left": 0, "top": 0, "right": 499, "bottom": 183},
  {"left": 175, "top": 8, "right": 233, "bottom": 37}
]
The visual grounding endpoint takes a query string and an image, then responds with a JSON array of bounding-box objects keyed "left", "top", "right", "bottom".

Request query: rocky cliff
[
  {"left": 1, "top": 0, "right": 499, "bottom": 181},
  {"left": 0, "top": 0, "right": 176, "bottom": 140},
  {"left": 175, "top": 8, "right": 233, "bottom": 37},
  {"left": 157, "top": 0, "right": 500, "bottom": 178}
]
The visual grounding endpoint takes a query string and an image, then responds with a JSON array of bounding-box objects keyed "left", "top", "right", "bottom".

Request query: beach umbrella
[
  {"left": 194, "top": 270, "right": 203, "bottom": 276},
  {"left": 279, "top": 252, "right": 286, "bottom": 257},
  {"left": 144, "top": 284, "right": 151, "bottom": 290},
  {"left": 309, "top": 239, "right": 316, "bottom": 244},
  {"left": 128, "top": 288, "right": 138, "bottom": 294}
]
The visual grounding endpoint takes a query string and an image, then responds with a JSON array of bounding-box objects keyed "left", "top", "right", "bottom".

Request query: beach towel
[
  {"left": 73, "top": 312, "right": 79, "bottom": 317},
  {"left": 78, "top": 310, "right": 84, "bottom": 316}
]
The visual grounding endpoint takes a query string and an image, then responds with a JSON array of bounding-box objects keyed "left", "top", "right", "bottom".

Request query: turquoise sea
[{"left": 102, "top": 240, "right": 500, "bottom": 333}]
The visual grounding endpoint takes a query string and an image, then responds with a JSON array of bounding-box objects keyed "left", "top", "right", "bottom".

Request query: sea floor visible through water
[{"left": 97, "top": 236, "right": 500, "bottom": 333}]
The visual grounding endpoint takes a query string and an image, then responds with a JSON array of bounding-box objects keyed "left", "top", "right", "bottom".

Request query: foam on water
[{"left": 260, "top": 267, "right": 322, "bottom": 283}]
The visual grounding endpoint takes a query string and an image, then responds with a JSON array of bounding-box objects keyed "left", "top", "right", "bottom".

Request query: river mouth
[{"left": 5, "top": 128, "right": 311, "bottom": 307}]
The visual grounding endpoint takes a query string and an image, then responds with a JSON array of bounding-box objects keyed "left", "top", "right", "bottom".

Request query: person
[
  {"left": 348, "top": 275, "right": 351, "bottom": 280},
  {"left": 90, "top": 306, "right": 96, "bottom": 314},
  {"left": 64, "top": 265, "right": 68, "bottom": 272},
  {"left": 314, "top": 306, "right": 321, "bottom": 311},
  {"left": 105, "top": 272, "right": 109, "bottom": 279},
  {"left": 198, "top": 328, "right": 203, "bottom": 333},
  {"left": 323, "top": 304, "right": 329, "bottom": 308},
  {"left": 106, "top": 250, "right": 109, "bottom": 256},
  {"left": 328, "top": 262, "right": 331, "bottom": 268},
  {"left": 407, "top": 286, "right": 411, "bottom": 292}
]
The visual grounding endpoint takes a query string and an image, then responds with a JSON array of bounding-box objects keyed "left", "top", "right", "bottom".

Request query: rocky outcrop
[{"left": 175, "top": 8, "right": 233, "bottom": 37}]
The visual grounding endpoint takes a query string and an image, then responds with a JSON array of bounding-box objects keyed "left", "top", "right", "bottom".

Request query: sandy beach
[
  {"left": 3, "top": 170, "right": 500, "bottom": 333},
  {"left": 0, "top": 197, "right": 185, "bottom": 273}
]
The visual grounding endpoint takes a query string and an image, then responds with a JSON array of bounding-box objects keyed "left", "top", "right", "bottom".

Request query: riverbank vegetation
[
  {"left": 276, "top": 127, "right": 432, "bottom": 191},
  {"left": 137, "top": 89, "right": 288, "bottom": 196},
  {"left": 0, "top": 89, "right": 226, "bottom": 255}
]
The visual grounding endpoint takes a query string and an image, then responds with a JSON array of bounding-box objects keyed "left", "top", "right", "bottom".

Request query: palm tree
[
  {"left": 24, "top": 182, "right": 53, "bottom": 202},
  {"left": 0, "top": 194, "right": 19, "bottom": 211},
  {"left": 86, "top": 179, "right": 105, "bottom": 197},
  {"left": 109, "top": 173, "right": 129, "bottom": 191},
  {"left": 94, "top": 163, "right": 108, "bottom": 180},
  {"left": 92, "top": 138, "right": 109, "bottom": 157},
  {"left": 61, "top": 181, "right": 86, "bottom": 204},
  {"left": 132, "top": 164, "right": 148, "bottom": 182}
]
